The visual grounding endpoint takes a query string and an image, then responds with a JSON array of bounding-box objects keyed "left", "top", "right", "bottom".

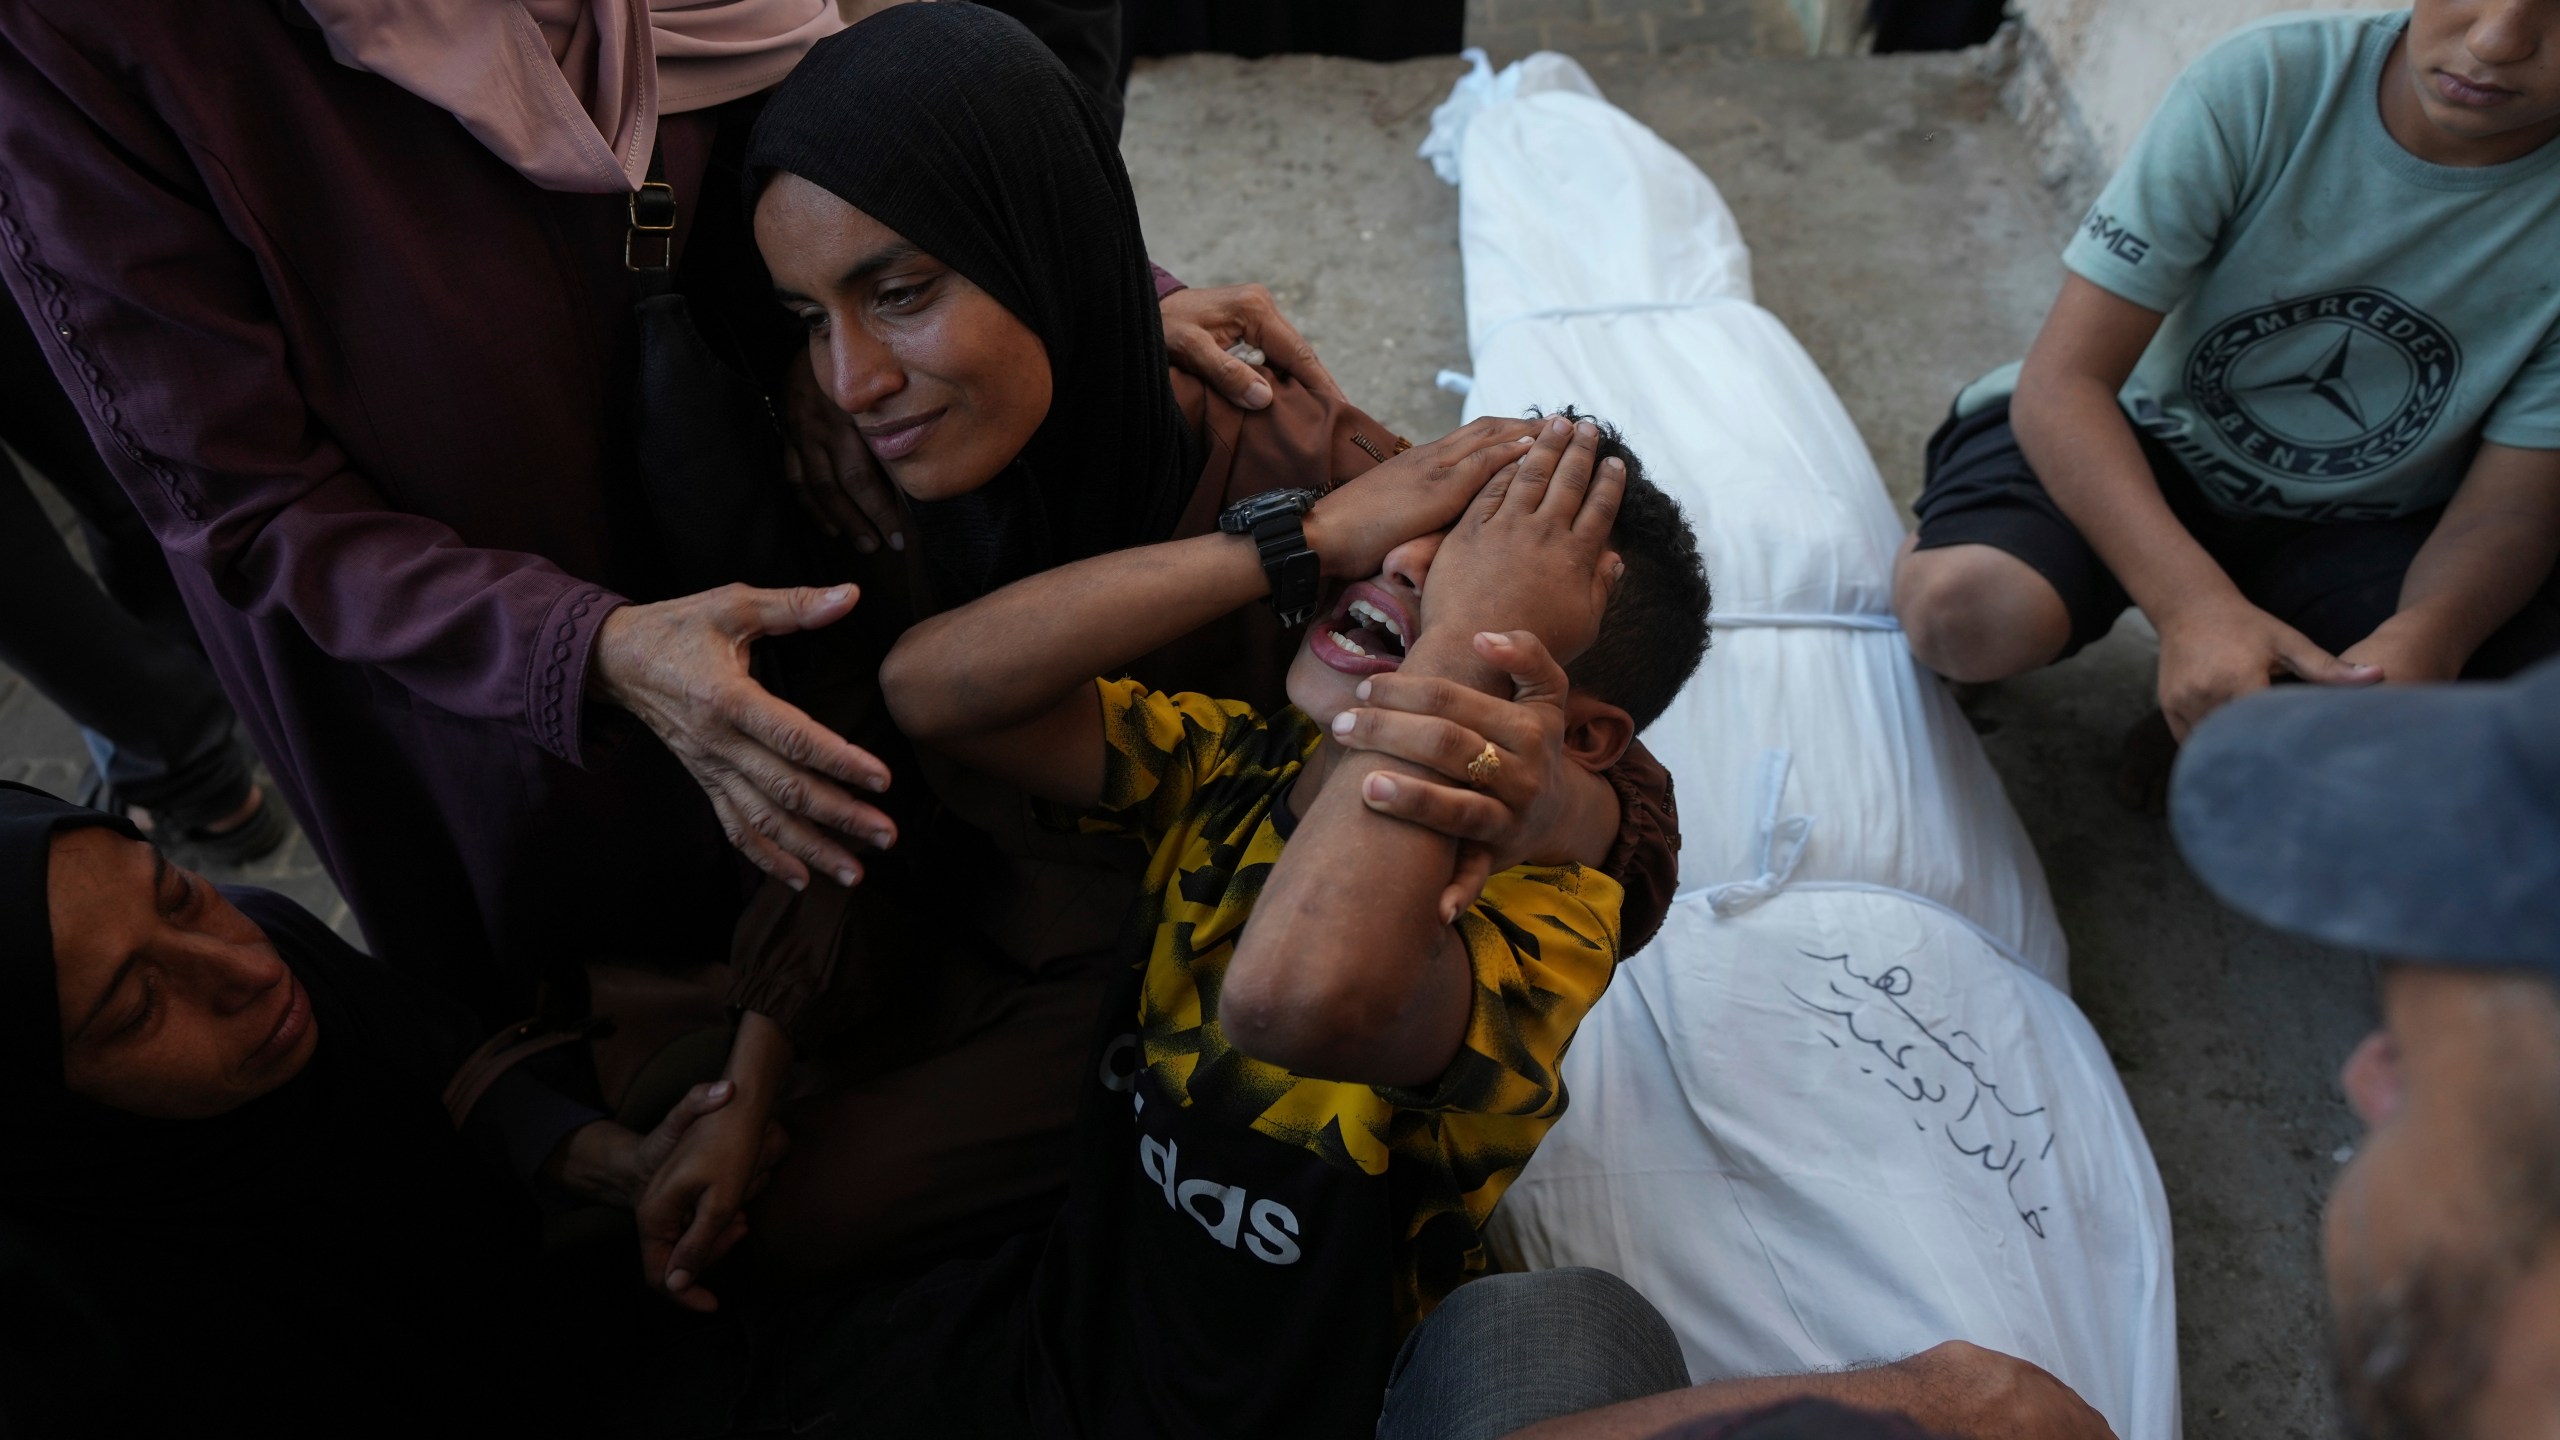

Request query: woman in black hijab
[
  {"left": 624, "top": 1, "right": 1676, "bottom": 1313},
  {"left": 749, "top": 0, "right": 1205, "bottom": 604},
  {"left": 0, "top": 781, "right": 743, "bottom": 1437}
]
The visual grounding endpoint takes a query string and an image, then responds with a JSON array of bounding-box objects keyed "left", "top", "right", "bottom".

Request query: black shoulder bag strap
[
  {"left": 626, "top": 139, "right": 813, "bottom": 595},
  {"left": 627, "top": 146, "right": 680, "bottom": 295}
]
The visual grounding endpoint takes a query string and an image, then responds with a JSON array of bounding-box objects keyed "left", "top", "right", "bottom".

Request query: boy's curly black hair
[{"left": 1536, "top": 408, "right": 1712, "bottom": 732}]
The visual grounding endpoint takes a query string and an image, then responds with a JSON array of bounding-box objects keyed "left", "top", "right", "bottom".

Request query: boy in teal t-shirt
[{"left": 1894, "top": 3, "right": 2560, "bottom": 778}]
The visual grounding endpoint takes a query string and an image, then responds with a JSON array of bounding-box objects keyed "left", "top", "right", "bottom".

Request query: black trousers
[
  {"left": 0, "top": 293, "right": 249, "bottom": 824},
  {"left": 1912, "top": 395, "right": 2560, "bottom": 673}
]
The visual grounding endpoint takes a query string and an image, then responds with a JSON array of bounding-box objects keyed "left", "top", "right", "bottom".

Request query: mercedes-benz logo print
[
  {"left": 2242, "top": 328, "right": 2368, "bottom": 429},
  {"left": 2184, "top": 287, "right": 2459, "bottom": 484}
]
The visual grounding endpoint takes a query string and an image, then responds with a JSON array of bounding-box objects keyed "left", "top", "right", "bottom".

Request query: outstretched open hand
[{"left": 592, "top": 584, "right": 897, "bottom": 890}]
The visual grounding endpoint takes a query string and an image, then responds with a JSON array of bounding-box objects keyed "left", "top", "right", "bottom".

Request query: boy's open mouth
[{"left": 1309, "top": 581, "right": 1412, "bottom": 677}]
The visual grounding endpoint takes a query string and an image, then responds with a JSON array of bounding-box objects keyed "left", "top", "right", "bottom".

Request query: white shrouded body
[{"left": 1425, "top": 51, "right": 2181, "bottom": 1440}]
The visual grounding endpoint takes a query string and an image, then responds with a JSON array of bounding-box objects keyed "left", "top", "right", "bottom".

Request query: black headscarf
[
  {"left": 0, "top": 781, "right": 470, "bottom": 1219},
  {"left": 0, "top": 782, "right": 549, "bottom": 1435},
  {"left": 746, "top": 2, "right": 1202, "bottom": 601},
  {"left": 0, "top": 781, "right": 134, "bottom": 1096}
]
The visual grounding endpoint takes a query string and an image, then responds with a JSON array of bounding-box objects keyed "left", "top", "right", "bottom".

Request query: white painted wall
[{"left": 2016, "top": 0, "right": 2399, "bottom": 168}]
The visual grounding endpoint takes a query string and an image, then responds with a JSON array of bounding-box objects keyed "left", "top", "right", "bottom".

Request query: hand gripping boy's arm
[
  {"left": 878, "top": 419, "right": 1543, "bottom": 808},
  {"left": 1227, "top": 423, "right": 1623, "bottom": 1088}
]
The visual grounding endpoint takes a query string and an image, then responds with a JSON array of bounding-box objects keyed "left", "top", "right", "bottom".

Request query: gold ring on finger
[{"left": 1466, "top": 742, "right": 1502, "bottom": 788}]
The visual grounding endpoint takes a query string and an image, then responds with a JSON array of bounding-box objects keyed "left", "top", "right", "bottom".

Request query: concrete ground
[
  {"left": 0, "top": 486, "right": 353, "bottom": 938},
  {"left": 0, "top": 33, "right": 2368, "bottom": 1440}
]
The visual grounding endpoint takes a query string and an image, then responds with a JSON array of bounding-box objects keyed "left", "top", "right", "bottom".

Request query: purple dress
[{"left": 0, "top": 1, "right": 750, "bottom": 1018}]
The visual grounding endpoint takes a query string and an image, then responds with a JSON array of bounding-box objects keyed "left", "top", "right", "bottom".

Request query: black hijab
[
  {"left": 1, "top": 782, "right": 134, "bottom": 1097},
  {"left": 0, "top": 781, "right": 471, "bottom": 1221},
  {"left": 746, "top": 2, "right": 1202, "bottom": 601},
  {"left": 0, "top": 782, "right": 547, "bottom": 1435}
]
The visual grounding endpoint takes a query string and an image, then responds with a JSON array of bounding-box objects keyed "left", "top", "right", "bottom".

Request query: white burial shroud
[{"left": 1421, "top": 52, "right": 2181, "bottom": 1440}]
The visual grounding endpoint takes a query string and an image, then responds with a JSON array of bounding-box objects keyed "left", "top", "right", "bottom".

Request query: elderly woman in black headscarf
[
  {"left": 0, "top": 781, "right": 762, "bottom": 1438},
  {"left": 627, "top": 0, "right": 1687, "bottom": 1323}
]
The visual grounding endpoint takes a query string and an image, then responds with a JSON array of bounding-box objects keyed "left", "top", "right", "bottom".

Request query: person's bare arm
[
  {"left": 882, "top": 532, "right": 1264, "bottom": 809},
  {"left": 1504, "top": 1341, "right": 2116, "bottom": 1440},
  {"left": 880, "top": 418, "right": 1542, "bottom": 807},
  {"left": 885, "top": 532, "right": 1264, "bottom": 814},
  {"left": 1231, "top": 751, "right": 1477, "bottom": 1087},
  {"left": 1227, "top": 422, "right": 1618, "bottom": 1086},
  {"left": 2015, "top": 275, "right": 2375, "bottom": 738},
  {"left": 2340, "top": 441, "right": 2560, "bottom": 681}
]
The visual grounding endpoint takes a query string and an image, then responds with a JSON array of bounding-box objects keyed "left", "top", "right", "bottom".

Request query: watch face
[{"left": 1222, "top": 488, "right": 1318, "bottom": 533}]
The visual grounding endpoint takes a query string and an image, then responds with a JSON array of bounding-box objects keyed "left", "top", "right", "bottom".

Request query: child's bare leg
[{"left": 1892, "top": 535, "right": 2074, "bottom": 683}]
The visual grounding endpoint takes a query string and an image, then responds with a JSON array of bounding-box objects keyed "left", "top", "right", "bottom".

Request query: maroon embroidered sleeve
[{"left": 0, "top": 11, "right": 622, "bottom": 764}]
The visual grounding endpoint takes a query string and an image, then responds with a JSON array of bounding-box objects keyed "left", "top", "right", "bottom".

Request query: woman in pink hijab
[{"left": 0, "top": 0, "right": 1320, "bottom": 1029}]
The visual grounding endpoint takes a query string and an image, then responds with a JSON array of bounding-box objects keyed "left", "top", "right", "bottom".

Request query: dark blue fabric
[
  {"left": 1912, "top": 395, "right": 2560, "bottom": 672},
  {"left": 0, "top": 781, "right": 137, "bottom": 1093},
  {"left": 1375, "top": 1267, "right": 1692, "bottom": 1440},
  {"left": 2174, "top": 652, "right": 2560, "bottom": 966}
]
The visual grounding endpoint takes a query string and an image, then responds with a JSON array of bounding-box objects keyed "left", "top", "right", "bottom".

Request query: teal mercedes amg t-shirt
[{"left": 1965, "top": 10, "right": 2560, "bottom": 521}]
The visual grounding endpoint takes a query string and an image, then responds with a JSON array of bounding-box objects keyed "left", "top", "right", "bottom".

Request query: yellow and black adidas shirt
[{"left": 1024, "top": 679, "right": 1625, "bottom": 1439}]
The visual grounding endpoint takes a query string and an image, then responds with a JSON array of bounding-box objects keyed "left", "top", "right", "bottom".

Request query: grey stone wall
[{"left": 1463, "top": 0, "right": 1802, "bottom": 64}]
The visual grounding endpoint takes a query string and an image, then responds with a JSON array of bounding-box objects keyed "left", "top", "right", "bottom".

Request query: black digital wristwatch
[{"left": 1217, "top": 487, "right": 1324, "bottom": 628}]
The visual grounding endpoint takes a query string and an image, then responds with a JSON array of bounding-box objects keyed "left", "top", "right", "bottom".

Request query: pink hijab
[{"left": 301, "top": 0, "right": 845, "bottom": 193}]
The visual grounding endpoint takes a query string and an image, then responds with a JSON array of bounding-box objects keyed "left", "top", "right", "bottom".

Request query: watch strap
[{"left": 1250, "top": 513, "right": 1321, "bottom": 627}]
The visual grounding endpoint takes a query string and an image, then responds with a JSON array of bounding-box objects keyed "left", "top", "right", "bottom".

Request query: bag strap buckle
[{"left": 627, "top": 179, "right": 677, "bottom": 272}]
